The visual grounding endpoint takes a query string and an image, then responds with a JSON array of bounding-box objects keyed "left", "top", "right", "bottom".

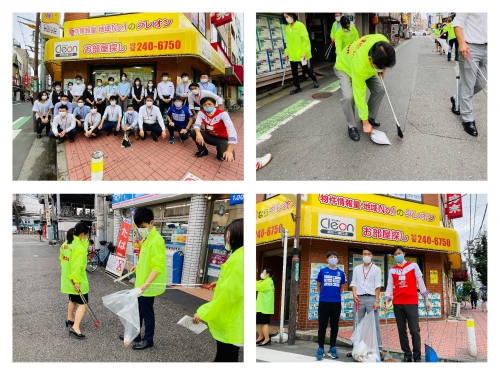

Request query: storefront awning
[
  {"left": 448, "top": 253, "right": 463, "bottom": 269},
  {"left": 257, "top": 194, "right": 460, "bottom": 253},
  {"left": 219, "top": 64, "right": 243, "bottom": 86},
  {"left": 44, "top": 13, "right": 226, "bottom": 75}
]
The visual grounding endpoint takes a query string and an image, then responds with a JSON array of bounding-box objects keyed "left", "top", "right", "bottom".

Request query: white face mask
[
  {"left": 201, "top": 78, "right": 208, "bottom": 83},
  {"left": 41, "top": 95, "right": 47, "bottom": 100},
  {"left": 98, "top": 82, "right": 102, "bottom": 86},
  {"left": 121, "top": 77, "right": 126, "bottom": 81},
  {"left": 61, "top": 101, "right": 68, "bottom": 104},
  {"left": 137, "top": 227, "right": 150, "bottom": 239},
  {"left": 135, "top": 82, "right": 140, "bottom": 86},
  {"left": 182, "top": 77, "right": 188, "bottom": 82},
  {"left": 76, "top": 80, "right": 81, "bottom": 84},
  {"left": 174, "top": 102, "right": 182, "bottom": 108},
  {"left": 110, "top": 101, "right": 116, "bottom": 106},
  {"left": 59, "top": 112, "right": 67, "bottom": 117},
  {"left": 87, "top": 85, "right": 92, "bottom": 90},
  {"left": 146, "top": 101, "right": 153, "bottom": 107},
  {"left": 225, "top": 242, "right": 231, "bottom": 251},
  {"left": 328, "top": 257, "right": 338, "bottom": 266},
  {"left": 363, "top": 255, "right": 372, "bottom": 264},
  {"left": 109, "top": 81, "right": 114, "bottom": 85},
  {"left": 260, "top": 273, "right": 266, "bottom": 279},
  {"left": 335, "top": 16, "right": 341, "bottom": 22},
  {"left": 286, "top": 17, "right": 293, "bottom": 24},
  {"left": 148, "top": 83, "right": 153, "bottom": 87},
  {"left": 163, "top": 77, "right": 168, "bottom": 81},
  {"left": 191, "top": 89, "right": 199, "bottom": 95},
  {"left": 128, "top": 110, "right": 133, "bottom": 114},
  {"left": 55, "top": 87, "right": 61, "bottom": 91},
  {"left": 78, "top": 103, "right": 84, "bottom": 107},
  {"left": 91, "top": 109, "right": 97, "bottom": 114}
]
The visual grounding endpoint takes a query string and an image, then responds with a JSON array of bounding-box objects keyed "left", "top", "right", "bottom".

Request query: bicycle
[{"left": 86, "top": 241, "right": 115, "bottom": 272}]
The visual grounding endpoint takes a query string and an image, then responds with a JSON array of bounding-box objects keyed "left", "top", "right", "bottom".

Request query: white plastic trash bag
[
  {"left": 350, "top": 310, "right": 380, "bottom": 362},
  {"left": 102, "top": 288, "right": 142, "bottom": 346},
  {"left": 437, "top": 38, "right": 449, "bottom": 54}
]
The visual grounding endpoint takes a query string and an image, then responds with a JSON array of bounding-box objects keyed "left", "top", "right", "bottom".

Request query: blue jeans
[
  {"left": 138, "top": 296, "right": 155, "bottom": 342},
  {"left": 448, "top": 38, "right": 459, "bottom": 61},
  {"left": 102, "top": 120, "right": 119, "bottom": 132},
  {"left": 142, "top": 122, "right": 163, "bottom": 136}
]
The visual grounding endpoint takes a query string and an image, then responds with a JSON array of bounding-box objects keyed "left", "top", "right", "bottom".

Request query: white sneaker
[{"left": 256, "top": 154, "right": 272, "bottom": 171}]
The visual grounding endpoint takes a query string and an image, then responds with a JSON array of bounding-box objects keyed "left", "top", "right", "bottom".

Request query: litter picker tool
[
  {"left": 113, "top": 270, "right": 134, "bottom": 283},
  {"left": 425, "top": 312, "right": 438, "bottom": 362},
  {"left": 325, "top": 42, "right": 333, "bottom": 59},
  {"left": 466, "top": 51, "right": 488, "bottom": 84},
  {"left": 453, "top": 62, "right": 460, "bottom": 114},
  {"left": 71, "top": 280, "right": 100, "bottom": 328},
  {"left": 379, "top": 75, "right": 404, "bottom": 138},
  {"left": 347, "top": 299, "right": 360, "bottom": 357},
  {"left": 383, "top": 307, "right": 395, "bottom": 362},
  {"left": 281, "top": 60, "right": 288, "bottom": 86}
]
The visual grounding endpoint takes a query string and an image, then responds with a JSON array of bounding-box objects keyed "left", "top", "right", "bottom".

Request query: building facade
[{"left": 256, "top": 194, "right": 461, "bottom": 330}]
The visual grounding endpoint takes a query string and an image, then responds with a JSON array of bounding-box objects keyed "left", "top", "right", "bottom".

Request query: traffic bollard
[
  {"left": 91, "top": 151, "right": 104, "bottom": 181},
  {"left": 466, "top": 318, "right": 477, "bottom": 357}
]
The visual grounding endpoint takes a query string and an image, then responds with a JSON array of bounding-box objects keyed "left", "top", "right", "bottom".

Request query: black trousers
[
  {"left": 132, "top": 99, "right": 143, "bottom": 112},
  {"left": 448, "top": 38, "right": 459, "bottom": 60},
  {"left": 290, "top": 60, "right": 317, "bottom": 89},
  {"left": 214, "top": 340, "right": 240, "bottom": 362},
  {"left": 471, "top": 298, "right": 478, "bottom": 308},
  {"left": 36, "top": 116, "right": 51, "bottom": 135},
  {"left": 317, "top": 301, "right": 341, "bottom": 349},
  {"left": 96, "top": 100, "right": 106, "bottom": 116},
  {"left": 167, "top": 124, "right": 190, "bottom": 140},
  {"left": 393, "top": 304, "right": 421, "bottom": 360},
  {"left": 159, "top": 97, "right": 172, "bottom": 117},
  {"left": 138, "top": 296, "right": 155, "bottom": 342},
  {"left": 190, "top": 129, "right": 235, "bottom": 159}
]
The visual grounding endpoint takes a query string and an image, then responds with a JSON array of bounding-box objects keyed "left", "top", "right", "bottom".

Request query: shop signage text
[
  {"left": 116, "top": 219, "right": 132, "bottom": 257},
  {"left": 318, "top": 214, "right": 356, "bottom": 239},
  {"left": 230, "top": 194, "right": 244, "bottom": 205},
  {"left": 54, "top": 41, "right": 79, "bottom": 59}
]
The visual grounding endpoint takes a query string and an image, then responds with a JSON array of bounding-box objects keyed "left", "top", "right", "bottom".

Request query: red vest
[
  {"left": 390, "top": 262, "right": 419, "bottom": 304},
  {"left": 200, "top": 109, "right": 228, "bottom": 139}
]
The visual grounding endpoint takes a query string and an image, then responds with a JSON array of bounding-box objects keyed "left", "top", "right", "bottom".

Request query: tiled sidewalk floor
[
  {"left": 63, "top": 110, "right": 244, "bottom": 181},
  {"left": 171, "top": 285, "right": 213, "bottom": 302}
]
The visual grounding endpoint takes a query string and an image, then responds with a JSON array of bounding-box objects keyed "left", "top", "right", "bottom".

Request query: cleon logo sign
[
  {"left": 54, "top": 41, "right": 79, "bottom": 59},
  {"left": 318, "top": 214, "right": 356, "bottom": 239}
]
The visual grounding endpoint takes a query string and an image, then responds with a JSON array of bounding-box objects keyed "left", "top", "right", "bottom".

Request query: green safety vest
[
  {"left": 256, "top": 277, "right": 275, "bottom": 314},
  {"left": 197, "top": 246, "right": 244, "bottom": 345},
  {"left": 60, "top": 236, "right": 89, "bottom": 294},
  {"left": 335, "top": 34, "right": 390, "bottom": 121},
  {"left": 135, "top": 227, "right": 167, "bottom": 297},
  {"left": 334, "top": 25, "right": 360, "bottom": 56},
  {"left": 284, "top": 21, "right": 312, "bottom": 62},
  {"left": 330, "top": 21, "right": 341, "bottom": 39},
  {"left": 443, "top": 22, "right": 456, "bottom": 40}
]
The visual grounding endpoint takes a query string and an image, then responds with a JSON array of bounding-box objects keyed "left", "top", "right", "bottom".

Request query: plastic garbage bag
[
  {"left": 350, "top": 310, "right": 380, "bottom": 362},
  {"left": 102, "top": 288, "right": 142, "bottom": 346},
  {"left": 437, "top": 38, "right": 449, "bottom": 54}
]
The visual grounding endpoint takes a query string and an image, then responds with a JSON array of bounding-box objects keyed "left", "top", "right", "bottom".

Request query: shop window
[
  {"left": 347, "top": 247, "right": 423, "bottom": 290},
  {"left": 90, "top": 66, "right": 154, "bottom": 89}
]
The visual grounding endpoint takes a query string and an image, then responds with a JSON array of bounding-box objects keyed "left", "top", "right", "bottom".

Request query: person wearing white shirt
[
  {"left": 71, "top": 75, "right": 85, "bottom": 107},
  {"left": 156, "top": 72, "right": 175, "bottom": 116},
  {"left": 350, "top": 247, "right": 383, "bottom": 357},
  {"left": 138, "top": 96, "right": 167, "bottom": 142},
  {"left": 94, "top": 79, "right": 106, "bottom": 116},
  {"left": 144, "top": 80, "right": 157, "bottom": 103},
  {"left": 198, "top": 74, "right": 217, "bottom": 95},
  {"left": 118, "top": 73, "right": 131, "bottom": 114},
  {"left": 122, "top": 104, "right": 140, "bottom": 139},
  {"left": 98, "top": 95, "right": 123, "bottom": 136},
  {"left": 132, "top": 78, "right": 145, "bottom": 112},
  {"left": 73, "top": 98, "right": 91, "bottom": 132},
  {"left": 176, "top": 72, "right": 191, "bottom": 105},
  {"left": 187, "top": 83, "right": 224, "bottom": 117},
  {"left": 83, "top": 105, "right": 101, "bottom": 138},
  {"left": 453, "top": 12, "right": 487, "bottom": 137},
  {"left": 104, "top": 77, "right": 118, "bottom": 106},
  {"left": 49, "top": 105, "right": 77, "bottom": 143}
]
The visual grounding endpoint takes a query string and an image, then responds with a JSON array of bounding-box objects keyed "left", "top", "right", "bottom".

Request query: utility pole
[
  {"left": 33, "top": 13, "right": 40, "bottom": 132},
  {"left": 288, "top": 194, "right": 301, "bottom": 345}
]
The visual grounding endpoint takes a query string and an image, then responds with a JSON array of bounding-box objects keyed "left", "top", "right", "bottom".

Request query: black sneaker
[
  {"left": 313, "top": 81, "right": 319, "bottom": 88},
  {"left": 348, "top": 127, "right": 360, "bottom": 141},
  {"left": 290, "top": 87, "right": 302, "bottom": 95},
  {"left": 368, "top": 118, "right": 381, "bottom": 127},
  {"left": 195, "top": 150, "right": 209, "bottom": 158},
  {"left": 151, "top": 132, "right": 158, "bottom": 142}
]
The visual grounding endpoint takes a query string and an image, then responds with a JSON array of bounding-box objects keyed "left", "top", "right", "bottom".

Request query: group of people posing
[
  {"left": 32, "top": 72, "right": 237, "bottom": 162},
  {"left": 60, "top": 210, "right": 244, "bottom": 361}
]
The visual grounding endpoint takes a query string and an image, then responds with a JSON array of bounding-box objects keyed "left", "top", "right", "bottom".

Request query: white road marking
[
  {"left": 13, "top": 129, "right": 22, "bottom": 141},
  {"left": 257, "top": 347, "right": 333, "bottom": 362}
]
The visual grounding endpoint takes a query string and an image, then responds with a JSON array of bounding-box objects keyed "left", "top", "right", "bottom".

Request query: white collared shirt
[
  {"left": 350, "top": 262, "right": 381, "bottom": 296},
  {"left": 453, "top": 13, "right": 487, "bottom": 44},
  {"left": 138, "top": 104, "right": 165, "bottom": 130}
]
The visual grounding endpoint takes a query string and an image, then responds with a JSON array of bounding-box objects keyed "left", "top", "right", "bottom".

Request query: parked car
[{"left": 413, "top": 30, "right": 427, "bottom": 36}]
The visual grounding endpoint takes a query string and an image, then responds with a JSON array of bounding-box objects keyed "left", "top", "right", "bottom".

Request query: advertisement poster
[
  {"left": 379, "top": 292, "right": 441, "bottom": 319},
  {"left": 207, "top": 265, "right": 221, "bottom": 277},
  {"left": 171, "top": 234, "right": 187, "bottom": 243},
  {"left": 209, "top": 253, "right": 226, "bottom": 266},
  {"left": 105, "top": 254, "right": 126, "bottom": 277},
  {"left": 352, "top": 253, "right": 385, "bottom": 285},
  {"left": 430, "top": 270, "right": 438, "bottom": 284},
  {"left": 308, "top": 263, "right": 345, "bottom": 320}
]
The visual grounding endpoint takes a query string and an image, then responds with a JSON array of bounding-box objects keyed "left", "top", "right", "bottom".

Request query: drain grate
[{"left": 312, "top": 93, "right": 332, "bottom": 99}]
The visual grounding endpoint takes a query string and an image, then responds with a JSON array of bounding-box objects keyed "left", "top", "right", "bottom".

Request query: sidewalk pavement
[
  {"left": 291, "top": 304, "right": 487, "bottom": 362},
  {"left": 58, "top": 110, "right": 244, "bottom": 181}
]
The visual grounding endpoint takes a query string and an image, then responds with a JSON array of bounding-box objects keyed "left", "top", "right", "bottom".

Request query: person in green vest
[
  {"left": 334, "top": 34, "right": 396, "bottom": 141},
  {"left": 334, "top": 16, "right": 359, "bottom": 56},
  {"left": 125, "top": 206, "right": 167, "bottom": 350},
  {"left": 434, "top": 24, "right": 441, "bottom": 52},
  {"left": 256, "top": 268, "right": 276, "bottom": 346},
  {"left": 441, "top": 13, "right": 458, "bottom": 61},
  {"left": 283, "top": 13, "right": 320, "bottom": 95},
  {"left": 193, "top": 218, "right": 244, "bottom": 362},
  {"left": 330, "top": 13, "right": 343, "bottom": 43},
  {"left": 60, "top": 221, "right": 90, "bottom": 339}
]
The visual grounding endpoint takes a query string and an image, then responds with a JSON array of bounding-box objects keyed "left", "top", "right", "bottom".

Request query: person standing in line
[
  {"left": 452, "top": 12, "right": 487, "bottom": 137},
  {"left": 60, "top": 222, "right": 90, "bottom": 339},
  {"left": 315, "top": 251, "right": 347, "bottom": 360},
  {"left": 256, "top": 268, "right": 275, "bottom": 346},
  {"left": 132, "top": 78, "right": 145, "bottom": 112},
  {"left": 198, "top": 74, "right": 217, "bottom": 94},
  {"left": 283, "top": 13, "right": 319, "bottom": 95},
  {"left": 193, "top": 219, "right": 244, "bottom": 362},
  {"left": 330, "top": 13, "right": 343, "bottom": 64},
  {"left": 32, "top": 91, "right": 54, "bottom": 138},
  {"left": 98, "top": 95, "right": 122, "bottom": 136},
  {"left": 118, "top": 73, "right": 131, "bottom": 114},
  {"left": 94, "top": 79, "right": 106, "bottom": 116},
  {"left": 384, "top": 246, "right": 431, "bottom": 362},
  {"left": 65, "top": 82, "right": 74, "bottom": 104},
  {"left": 145, "top": 80, "right": 157, "bottom": 105},
  {"left": 49, "top": 81, "right": 63, "bottom": 106},
  {"left": 104, "top": 77, "right": 118, "bottom": 106},
  {"left": 138, "top": 96, "right": 167, "bottom": 142},
  {"left": 82, "top": 82, "right": 95, "bottom": 108},
  {"left": 71, "top": 75, "right": 85, "bottom": 108},
  {"left": 176, "top": 72, "right": 191, "bottom": 105},
  {"left": 157, "top": 72, "right": 175, "bottom": 116},
  {"left": 350, "top": 247, "right": 383, "bottom": 359},
  {"left": 442, "top": 13, "right": 459, "bottom": 61}
]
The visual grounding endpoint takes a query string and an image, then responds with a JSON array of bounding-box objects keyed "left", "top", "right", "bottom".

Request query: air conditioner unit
[
  {"left": 450, "top": 301, "right": 461, "bottom": 317},
  {"left": 225, "top": 66, "right": 234, "bottom": 75}
]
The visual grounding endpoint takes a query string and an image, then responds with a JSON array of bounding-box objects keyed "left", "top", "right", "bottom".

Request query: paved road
[
  {"left": 257, "top": 340, "right": 358, "bottom": 362},
  {"left": 12, "top": 102, "right": 57, "bottom": 180},
  {"left": 256, "top": 36, "right": 487, "bottom": 180},
  {"left": 12, "top": 234, "right": 243, "bottom": 362}
]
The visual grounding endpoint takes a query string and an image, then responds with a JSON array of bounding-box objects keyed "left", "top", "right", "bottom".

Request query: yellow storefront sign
[
  {"left": 257, "top": 194, "right": 459, "bottom": 253},
  {"left": 42, "top": 13, "right": 60, "bottom": 25},
  {"left": 44, "top": 13, "right": 226, "bottom": 74}
]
